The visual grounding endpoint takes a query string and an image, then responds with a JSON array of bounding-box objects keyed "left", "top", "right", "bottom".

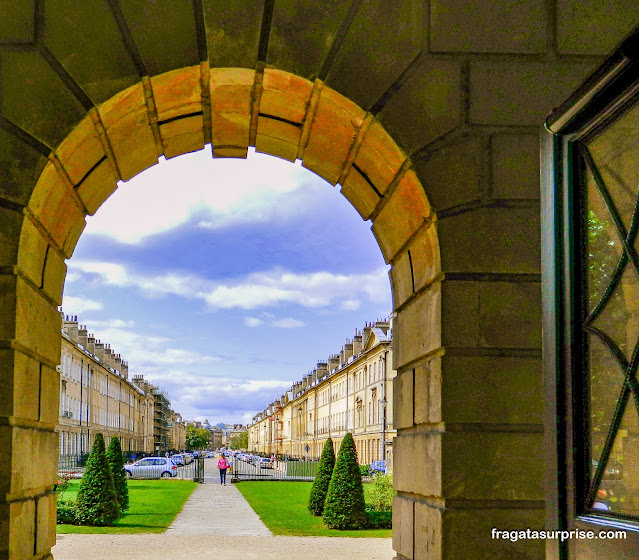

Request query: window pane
[
  {"left": 584, "top": 99, "right": 639, "bottom": 518},
  {"left": 588, "top": 103, "right": 639, "bottom": 232},
  {"left": 593, "top": 404, "right": 639, "bottom": 516}
]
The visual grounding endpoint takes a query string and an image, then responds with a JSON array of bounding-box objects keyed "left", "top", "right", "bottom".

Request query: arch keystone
[{"left": 209, "top": 68, "right": 254, "bottom": 158}]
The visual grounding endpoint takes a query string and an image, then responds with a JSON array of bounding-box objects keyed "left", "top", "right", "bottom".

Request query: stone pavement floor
[{"left": 52, "top": 480, "right": 393, "bottom": 560}]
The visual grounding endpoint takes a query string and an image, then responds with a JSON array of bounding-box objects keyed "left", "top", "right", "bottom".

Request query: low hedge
[
  {"left": 365, "top": 506, "right": 392, "bottom": 529},
  {"left": 57, "top": 501, "right": 78, "bottom": 525}
]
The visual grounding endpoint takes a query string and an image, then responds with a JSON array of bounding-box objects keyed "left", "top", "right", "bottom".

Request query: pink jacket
[{"left": 217, "top": 457, "right": 229, "bottom": 469}]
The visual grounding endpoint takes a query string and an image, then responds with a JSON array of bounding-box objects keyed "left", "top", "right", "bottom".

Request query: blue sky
[{"left": 62, "top": 148, "right": 391, "bottom": 425}]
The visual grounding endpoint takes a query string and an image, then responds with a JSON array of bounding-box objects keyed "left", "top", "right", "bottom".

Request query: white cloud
[
  {"left": 84, "top": 148, "right": 313, "bottom": 243},
  {"left": 245, "top": 315, "right": 305, "bottom": 329},
  {"left": 201, "top": 269, "right": 389, "bottom": 310},
  {"left": 155, "top": 374, "right": 293, "bottom": 420},
  {"left": 75, "top": 320, "right": 223, "bottom": 375},
  {"left": 339, "top": 299, "right": 361, "bottom": 311},
  {"left": 271, "top": 318, "right": 306, "bottom": 328},
  {"left": 61, "top": 296, "right": 104, "bottom": 314},
  {"left": 68, "top": 260, "right": 391, "bottom": 311},
  {"left": 81, "top": 318, "right": 136, "bottom": 329}
]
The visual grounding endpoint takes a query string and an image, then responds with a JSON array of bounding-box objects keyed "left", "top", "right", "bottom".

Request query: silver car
[{"left": 124, "top": 457, "right": 177, "bottom": 478}]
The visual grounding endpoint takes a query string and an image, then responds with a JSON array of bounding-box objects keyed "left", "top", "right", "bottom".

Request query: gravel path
[
  {"left": 52, "top": 534, "right": 394, "bottom": 560},
  {"left": 52, "top": 480, "right": 394, "bottom": 559}
]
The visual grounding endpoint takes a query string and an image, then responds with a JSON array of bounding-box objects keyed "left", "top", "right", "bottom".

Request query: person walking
[{"left": 217, "top": 453, "right": 230, "bottom": 486}]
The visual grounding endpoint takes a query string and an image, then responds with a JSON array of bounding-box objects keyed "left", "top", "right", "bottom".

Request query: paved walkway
[
  {"left": 52, "top": 480, "right": 393, "bottom": 560},
  {"left": 165, "top": 479, "right": 271, "bottom": 536}
]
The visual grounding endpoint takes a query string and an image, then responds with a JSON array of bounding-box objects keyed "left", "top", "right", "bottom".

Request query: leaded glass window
[{"left": 581, "top": 99, "right": 639, "bottom": 519}]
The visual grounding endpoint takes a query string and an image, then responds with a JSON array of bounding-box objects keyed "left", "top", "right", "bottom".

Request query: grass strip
[
  {"left": 236, "top": 481, "right": 391, "bottom": 538},
  {"left": 57, "top": 479, "right": 198, "bottom": 534}
]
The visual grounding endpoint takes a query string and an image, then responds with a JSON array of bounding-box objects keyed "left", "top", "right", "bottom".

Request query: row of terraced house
[
  {"left": 247, "top": 318, "right": 396, "bottom": 468},
  {"left": 57, "top": 314, "right": 186, "bottom": 464}
]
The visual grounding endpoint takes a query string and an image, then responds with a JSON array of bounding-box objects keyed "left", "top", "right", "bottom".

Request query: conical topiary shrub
[
  {"left": 106, "top": 436, "right": 129, "bottom": 513},
  {"left": 322, "top": 432, "right": 367, "bottom": 529},
  {"left": 308, "top": 437, "right": 336, "bottom": 515},
  {"left": 75, "top": 433, "right": 120, "bottom": 526}
]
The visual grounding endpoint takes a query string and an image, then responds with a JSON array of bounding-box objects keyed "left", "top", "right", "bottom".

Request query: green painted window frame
[{"left": 542, "top": 25, "right": 639, "bottom": 560}]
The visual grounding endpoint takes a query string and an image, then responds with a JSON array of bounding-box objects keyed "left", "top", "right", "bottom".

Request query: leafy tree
[
  {"left": 308, "top": 437, "right": 335, "bottom": 515},
  {"left": 106, "top": 436, "right": 129, "bottom": 513},
  {"left": 229, "top": 430, "right": 248, "bottom": 450},
  {"left": 322, "top": 432, "right": 367, "bottom": 529},
  {"left": 368, "top": 471, "right": 395, "bottom": 512},
  {"left": 186, "top": 425, "right": 210, "bottom": 450},
  {"left": 75, "top": 433, "right": 120, "bottom": 526}
]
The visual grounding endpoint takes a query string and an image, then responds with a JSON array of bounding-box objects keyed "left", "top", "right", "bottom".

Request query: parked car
[
  {"left": 255, "top": 456, "right": 273, "bottom": 469},
  {"left": 369, "top": 460, "right": 387, "bottom": 475},
  {"left": 171, "top": 454, "right": 185, "bottom": 466},
  {"left": 182, "top": 453, "right": 194, "bottom": 464},
  {"left": 124, "top": 457, "right": 177, "bottom": 478}
]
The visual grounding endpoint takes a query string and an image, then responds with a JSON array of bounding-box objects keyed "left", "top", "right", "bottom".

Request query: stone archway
[
  {"left": 4, "top": 64, "right": 439, "bottom": 560},
  {"left": 2, "top": 3, "right": 635, "bottom": 559}
]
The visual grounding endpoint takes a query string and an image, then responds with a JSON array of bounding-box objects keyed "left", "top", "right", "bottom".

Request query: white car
[
  {"left": 255, "top": 457, "right": 273, "bottom": 469},
  {"left": 124, "top": 457, "right": 177, "bottom": 478},
  {"left": 171, "top": 454, "right": 186, "bottom": 466},
  {"left": 182, "top": 453, "right": 194, "bottom": 464}
]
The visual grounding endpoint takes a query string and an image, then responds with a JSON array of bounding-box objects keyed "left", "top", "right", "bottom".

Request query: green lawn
[
  {"left": 236, "top": 481, "right": 392, "bottom": 538},
  {"left": 56, "top": 479, "right": 197, "bottom": 534}
]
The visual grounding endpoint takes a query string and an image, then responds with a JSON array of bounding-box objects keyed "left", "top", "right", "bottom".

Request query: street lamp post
[
  {"left": 381, "top": 350, "right": 388, "bottom": 463},
  {"left": 381, "top": 397, "right": 387, "bottom": 462},
  {"left": 298, "top": 406, "right": 303, "bottom": 459}
]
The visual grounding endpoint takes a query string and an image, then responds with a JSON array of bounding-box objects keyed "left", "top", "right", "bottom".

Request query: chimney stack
[
  {"left": 86, "top": 334, "right": 96, "bottom": 354},
  {"left": 328, "top": 354, "right": 340, "bottom": 371},
  {"left": 340, "top": 340, "right": 353, "bottom": 365},
  {"left": 63, "top": 316, "right": 79, "bottom": 343},
  {"left": 78, "top": 325, "right": 88, "bottom": 347},
  {"left": 316, "top": 361, "right": 328, "bottom": 378},
  {"left": 113, "top": 353, "right": 122, "bottom": 373},
  {"left": 94, "top": 340, "right": 105, "bottom": 362}
]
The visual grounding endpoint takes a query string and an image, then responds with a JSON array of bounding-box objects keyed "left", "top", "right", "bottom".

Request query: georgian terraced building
[
  {"left": 57, "top": 314, "right": 185, "bottom": 459},
  {"left": 248, "top": 318, "right": 396, "bottom": 467}
]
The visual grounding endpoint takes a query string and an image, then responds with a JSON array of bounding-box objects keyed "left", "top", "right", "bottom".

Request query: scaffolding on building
[
  {"left": 152, "top": 386, "right": 171, "bottom": 454},
  {"left": 273, "top": 404, "right": 283, "bottom": 457}
]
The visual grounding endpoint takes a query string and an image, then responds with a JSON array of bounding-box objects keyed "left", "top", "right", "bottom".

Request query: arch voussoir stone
[
  {"left": 340, "top": 119, "right": 406, "bottom": 220},
  {"left": 372, "top": 168, "right": 433, "bottom": 264},
  {"left": 98, "top": 83, "right": 159, "bottom": 181},
  {"left": 54, "top": 114, "right": 119, "bottom": 216},
  {"left": 27, "top": 162, "right": 86, "bottom": 258},
  {"left": 152, "top": 66, "right": 206, "bottom": 159},
  {"left": 302, "top": 86, "right": 366, "bottom": 186},
  {"left": 255, "top": 70, "right": 314, "bottom": 162}
]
